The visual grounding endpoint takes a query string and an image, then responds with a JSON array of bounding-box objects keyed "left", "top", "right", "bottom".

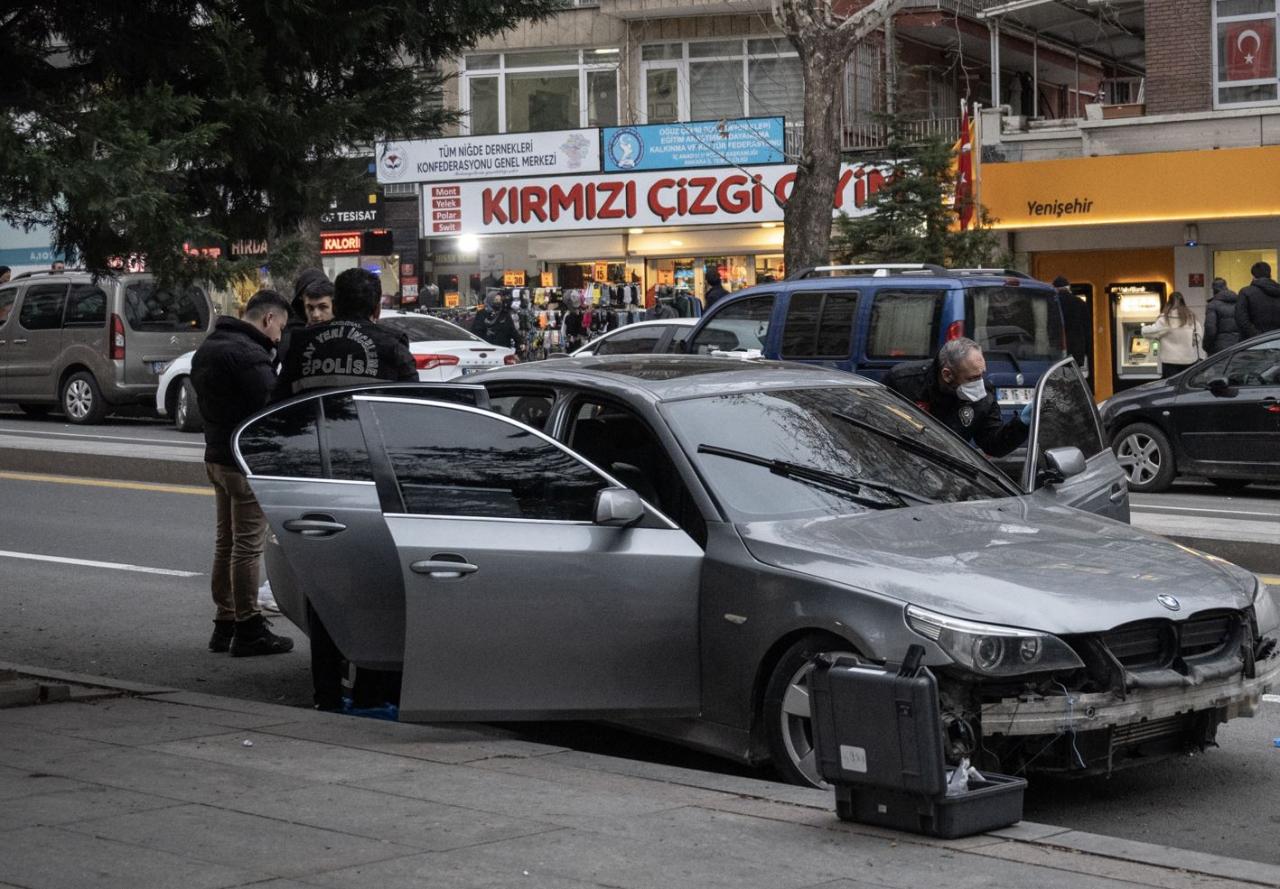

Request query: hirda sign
[{"left": 423, "top": 164, "right": 890, "bottom": 235}]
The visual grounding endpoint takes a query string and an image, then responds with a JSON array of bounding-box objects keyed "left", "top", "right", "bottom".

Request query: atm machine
[{"left": 1108, "top": 282, "right": 1166, "bottom": 392}]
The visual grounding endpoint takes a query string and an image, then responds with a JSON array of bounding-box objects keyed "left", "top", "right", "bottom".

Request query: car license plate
[
  {"left": 149, "top": 360, "right": 173, "bottom": 375},
  {"left": 461, "top": 367, "right": 481, "bottom": 376},
  {"left": 998, "top": 387, "right": 1034, "bottom": 405}
]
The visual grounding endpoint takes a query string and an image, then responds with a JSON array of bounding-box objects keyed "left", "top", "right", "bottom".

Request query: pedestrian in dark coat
[
  {"left": 1237, "top": 261, "right": 1280, "bottom": 339},
  {"left": 704, "top": 269, "right": 729, "bottom": 309},
  {"left": 190, "top": 290, "right": 296, "bottom": 657},
  {"left": 1203, "top": 278, "right": 1241, "bottom": 354},
  {"left": 883, "top": 338, "right": 1030, "bottom": 458},
  {"left": 1052, "top": 276, "right": 1091, "bottom": 372},
  {"left": 478, "top": 293, "right": 518, "bottom": 349}
]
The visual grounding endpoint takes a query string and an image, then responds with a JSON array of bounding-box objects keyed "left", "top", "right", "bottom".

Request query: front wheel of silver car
[
  {"left": 61, "top": 371, "right": 106, "bottom": 425},
  {"left": 763, "top": 634, "right": 859, "bottom": 788}
]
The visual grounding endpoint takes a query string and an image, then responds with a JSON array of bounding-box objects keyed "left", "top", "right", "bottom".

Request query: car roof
[{"left": 472, "top": 354, "right": 878, "bottom": 403}]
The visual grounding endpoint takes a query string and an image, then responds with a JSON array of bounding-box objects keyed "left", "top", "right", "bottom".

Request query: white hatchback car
[
  {"left": 572, "top": 318, "right": 697, "bottom": 357},
  {"left": 157, "top": 311, "right": 515, "bottom": 430}
]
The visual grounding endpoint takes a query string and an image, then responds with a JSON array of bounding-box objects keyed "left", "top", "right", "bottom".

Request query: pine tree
[{"left": 830, "top": 114, "right": 1004, "bottom": 269}]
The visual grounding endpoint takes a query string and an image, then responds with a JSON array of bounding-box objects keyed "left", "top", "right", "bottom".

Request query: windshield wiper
[
  {"left": 829, "top": 410, "right": 1016, "bottom": 494},
  {"left": 696, "top": 444, "right": 936, "bottom": 510}
]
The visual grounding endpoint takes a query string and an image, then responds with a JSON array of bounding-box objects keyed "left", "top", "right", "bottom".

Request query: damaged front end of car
[{"left": 906, "top": 580, "right": 1280, "bottom": 777}]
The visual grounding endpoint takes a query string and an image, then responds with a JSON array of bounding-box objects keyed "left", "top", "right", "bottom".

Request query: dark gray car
[{"left": 234, "top": 357, "right": 1280, "bottom": 787}]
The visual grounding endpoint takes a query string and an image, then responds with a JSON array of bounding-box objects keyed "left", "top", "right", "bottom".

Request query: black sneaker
[
  {"left": 208, "top": 620, "right": 235, "bottom": 653},
  {"left": 230, "top": 614, "right": 295, "bottom": 657}
]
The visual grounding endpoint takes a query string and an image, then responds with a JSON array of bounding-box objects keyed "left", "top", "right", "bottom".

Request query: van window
[
  {"left": 18, "top": 284, "right": 68, "bottom": 331},
  {"left": 688, "top": 294, "right": 775, "bottom": 354},
  {"left": 866, "top": 290, "right": 943, "bottom": 359},
  {"left": 64, "top": 284, "right": 107, "bottom": 327},
  {"left": 123, "top": 282, "right": 211, "bottom": 332},
  {"left": 781, "top": 292, "right": 859, "bottom": 359},
  {"left": 965, "top": 286, "right": 1065, "bottom": 362},
  {"left": 0, "top": 288, "right": 16, "bottom": 325}
]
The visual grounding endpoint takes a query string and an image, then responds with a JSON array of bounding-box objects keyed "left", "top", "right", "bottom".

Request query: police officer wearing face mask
[{"left": 883, "top": 337, "right": 1031, "bottom": 457}]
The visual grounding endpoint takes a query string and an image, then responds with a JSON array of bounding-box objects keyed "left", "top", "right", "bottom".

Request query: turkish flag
[{"left": 1225, "top": 20, "right": 1276, "bottom": 81}]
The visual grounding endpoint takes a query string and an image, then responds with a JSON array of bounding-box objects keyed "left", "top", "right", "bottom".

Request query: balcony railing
[{"left": 842, "top": 116, "right": 962, "bottom": 152}]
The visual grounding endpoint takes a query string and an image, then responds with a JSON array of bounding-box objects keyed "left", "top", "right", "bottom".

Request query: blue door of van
[{"left": 854, "top": 286, "right": 951, "bottom": 383}]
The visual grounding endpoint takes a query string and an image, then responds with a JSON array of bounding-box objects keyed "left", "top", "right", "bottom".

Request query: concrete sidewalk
[{"left": 2, "top": 666, "right": 1279, "bottom": 889}]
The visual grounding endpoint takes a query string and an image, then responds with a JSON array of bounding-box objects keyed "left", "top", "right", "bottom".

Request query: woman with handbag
[{"left": 1141, "top": 291, "right": 1206, "bottom": 378}]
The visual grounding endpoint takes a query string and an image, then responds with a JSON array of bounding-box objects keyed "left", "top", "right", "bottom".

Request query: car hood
[{"left": 738, "top": 498, "right": 1256, "bottom": 634}]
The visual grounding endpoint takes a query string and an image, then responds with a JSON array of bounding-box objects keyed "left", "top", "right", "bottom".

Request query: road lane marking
[
  {"left": 1264, "top": 695, "right": 1280, "bottom": 705},
  {"left": 0, "top": 550, "right": 201, "bottom": 577},
  {"left": 0, "top": 428, "right": 199, "bottom": 447},
  {"left": 0, "top": 470, "right": 212, "bottom": 496},
  {"left": 1131, "top": 505, "right": 1280, "bottom": 519},
  {"left": 1262, "top": 575, "right": 1280, "bottom": 586}
]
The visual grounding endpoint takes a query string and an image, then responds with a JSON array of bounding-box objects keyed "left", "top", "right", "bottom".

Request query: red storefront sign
[
  {"left": 421, "top": 163, "right": 889, "bottom": 236},
  {"left": 320, "top": 231, "right": 362, "bottom": 255}
]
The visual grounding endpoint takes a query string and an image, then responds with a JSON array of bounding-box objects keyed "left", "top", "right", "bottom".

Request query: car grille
[
  {"left": 1100, "top": 611, "right": 1238, "bottom": 671},
  {"left": 1111, "top": 713, "right": 1193, "bottom": 748}
]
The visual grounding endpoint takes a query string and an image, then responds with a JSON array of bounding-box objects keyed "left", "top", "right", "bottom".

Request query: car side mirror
[
  {"left": 1037, "top": 446, "right": 1087, "bottom": 487},
  {"left": 593, "top": 488, "right": 645, "bottom": 527},
  {"left": 1207, "top": 377, "right": 1237, "bottom": 398}
]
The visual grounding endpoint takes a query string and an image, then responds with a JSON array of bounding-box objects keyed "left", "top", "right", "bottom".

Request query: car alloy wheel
[
  {"left": 764, "top": 635, "right": 858, "bottom": 787},
  {"left": 1116, "top": 431, "right": 1161, "bottom": 487}
]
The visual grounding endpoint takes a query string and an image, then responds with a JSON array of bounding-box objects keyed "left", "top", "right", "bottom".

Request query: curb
[
  {"left": 6, "top": 661, "right": 1279, "bottom": 887},
  {"left": 0, "top": 445, "right": 207, "bottom": 486}
]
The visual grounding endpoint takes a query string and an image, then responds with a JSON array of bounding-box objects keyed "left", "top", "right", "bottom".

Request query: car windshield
[
  {"left": 380, "top": 314, "right": 480, "bottom": 343},
  {"left": 965, "top": 286, "right": 1065, "bottom": 363},
  {"left": 665, "top": 386, "right": 1015, "bottom": 521}
]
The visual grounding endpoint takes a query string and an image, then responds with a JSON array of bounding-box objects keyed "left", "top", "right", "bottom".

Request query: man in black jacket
[
  {"left": 275, "top": 267, "right": 417, "bottom": 399},
  {"left": 703, "top": 269, "right": 729, "bottom": 309},
  {"left": 191, "top": 290, "right": 295, "bottom": 657},
  {"left": 1204, "top": 277, "right": 1241, "bottom": 353},
  {"left": 1237, "top": 261, "right": 1280, "bottom": 340},
  {"left": 883, "top": 337, "right": 1031, "bottom": 458}
]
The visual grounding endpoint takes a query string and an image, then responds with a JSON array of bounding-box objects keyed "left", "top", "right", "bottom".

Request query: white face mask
[{"left": 956, "top": 378, "right": 987, "bottom": 403}]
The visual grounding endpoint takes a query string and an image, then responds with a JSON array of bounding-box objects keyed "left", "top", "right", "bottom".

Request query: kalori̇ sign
[
  {"left": 377, "top": 130, "right": 600, "bottom": 184},
  {"left": 422, "top": 164, "right": 889, "bottom": 235},
  {"left": 321, "top": 230, "right": 363, "bottom": 255}
]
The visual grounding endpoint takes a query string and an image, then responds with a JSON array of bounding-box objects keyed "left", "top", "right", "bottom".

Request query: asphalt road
[{"left": 2, "top": 414, "right": 1280, "bottom": 864}]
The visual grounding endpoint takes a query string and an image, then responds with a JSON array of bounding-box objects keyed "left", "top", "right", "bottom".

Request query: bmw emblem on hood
[{"left": 1157, "top": 594, "right": 1181, "bottom": 612}]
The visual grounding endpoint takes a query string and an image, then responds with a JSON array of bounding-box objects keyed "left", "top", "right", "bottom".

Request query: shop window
[
  {"left": 468, "top": 76, "right": 500, "bottom": 135},
  {"left": 372, "top": 401, "right": 607, "bottom": 521},
  {"left": 239, "top": 401, "right": 323, "bottom": 479},
  {"left": 645, "top": 68, "right": 680, "bottom": 123},
  {"left": 63, "top": 284, "right": 107, "bottom": 327},
  {"left": 866, "top": 290, "right": 943, "bottom": 359},
  {"left": 780, "top": 292, "right": 858, "bottom": 359},
  {"left": 640, "top": 38, "right": 801, "bottom": 125},
  {"left": 688, "top": 293, "right": 775, "bottom": 354},
  {"left": 507, "top": 71, "right": 580, "bottom": 133},
  {"left": 587, "top": 69, "right": 619, "bottom": 127},
  {"left": 1214, "top": 247, "right": 1278, "bottom": 293},
  {"left": 1212, "top": 1, "right": 1280, "bottom": 108},
  {"left": 17, "top": 284, "right": 68, "bottom": 331}
]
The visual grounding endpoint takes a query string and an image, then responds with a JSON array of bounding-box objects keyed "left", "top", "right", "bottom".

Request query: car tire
[
  {"left": 1207, "top": 477, "right": 1251, "bottom": 494},
  {"left": 18, "top": 403, "right": 51, "bottom": 418},
  {"left": 61, "top": 371, "right": 107, "bottom": 425},
  {"left": 762, "top": 633, "right": 858, "bottom": 788},
  {"left": 1111, "top": 422, "right": 1175, "bottom": 493},
  {"left": 173, "top": 377, "right": 204, "bottom": 433}
]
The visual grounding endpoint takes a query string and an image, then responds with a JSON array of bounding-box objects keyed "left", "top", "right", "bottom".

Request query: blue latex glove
[{"left": 1019, "top": 402, "right": 1034, "bottom": 424}]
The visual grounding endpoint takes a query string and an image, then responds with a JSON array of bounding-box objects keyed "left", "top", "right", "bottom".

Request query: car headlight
[
  {"left": 1254, "top": 577, "right": 1280, "bottom": 636},
  {"left": 906, "top": 605, "right": 1085, "bottom": 677}
]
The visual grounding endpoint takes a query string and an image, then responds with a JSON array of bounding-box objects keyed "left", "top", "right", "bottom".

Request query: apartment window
[
  {"left": 1212, "top": 0, "right": 1280, "bottom": 107},
  {"left": 461, "top": 49, "right": 619, "bottom": 133},
  {"left": 639, "top": 38, "right": 803, "bottom": 125}
]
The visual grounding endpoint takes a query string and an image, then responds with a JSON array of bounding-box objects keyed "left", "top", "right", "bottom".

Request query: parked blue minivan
[{"left": 684, "top": 264, "right": 1067, "bottom": 417}]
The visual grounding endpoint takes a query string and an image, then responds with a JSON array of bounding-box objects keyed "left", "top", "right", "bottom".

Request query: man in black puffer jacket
[
  {"left": 1237, "top": 261, "right": 1280, "bottom": 340},
  {"left": 1204, "top": 278, "right": 1241, "bottom": 354},
  {"left": 191, "top": 289, "right": 295, "bottom": 658}
]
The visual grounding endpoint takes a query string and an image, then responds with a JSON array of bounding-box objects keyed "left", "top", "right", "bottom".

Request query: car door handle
[
  {"left": 11, "top": 338, "right": 28, "bottom": 345},
  {"left": 1110, "top": 483, "right": 1128, "bottom": 503},
  {"left": 282, "top": 516, "right": 347, "bottom": 537},
  {"left": 411, "top": 559, "right": 479, "bottom": 579}
]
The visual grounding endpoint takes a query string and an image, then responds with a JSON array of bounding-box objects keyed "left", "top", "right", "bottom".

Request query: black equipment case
[{"left": 809, "top": 647, "right": 1026, "bottom": 838}]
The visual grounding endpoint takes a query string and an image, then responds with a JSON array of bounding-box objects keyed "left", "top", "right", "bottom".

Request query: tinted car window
[
  {"left": 123, "top": 282, "right": 210, "bottom": 332},
  {"left": 1224, "top": 337, "right": 1280, "bottom": 387},
  {"left": 379, "top": 314, "right": 480, "bottom": 343},
  {"left": 596, "top": 327, "right": 664, "bottom": 355},
  {"left": 18, "top": 284, "right": 68, "bottom": 331},
  {"left": 487, "top": 389, "right": 556, "bottom": 431},
  {"left": 666, "top": 386, "right": 1011, "bottom": 521},
  {"left": 64, "top": 284, "right": 107, "bottom": 326},
  {"left": 1035, "top": 362, "right": 1103, "bottom": 459},
  {"left": 1187, "top": 354, "right": 1230, "bottom": 389},
  {"left": 320, "top": 394, "right": 372, "bottom": 481},
  {"left": 371, "top": 401, "right": 608, "bottom": 521},
  {"left": 781, "top": 291, "right": 858, "bottom": 359},
  {"left": 867, "top": 290, "right": 942, "bottom": 359},
  {"left": 966, "top": 287, "right": 1065, "bottom": 362},
  {"left": 238, "top": 401, "right": 323, "bottom": 478},
  {"left": 688, "top": 294, "right": 775, "bottom": 354},
  {"left": 0, "top": 288, "right": 16, "bottom": 325},
  {"left": 667, "top": 326, "right": 692, "bottom": 351}
]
